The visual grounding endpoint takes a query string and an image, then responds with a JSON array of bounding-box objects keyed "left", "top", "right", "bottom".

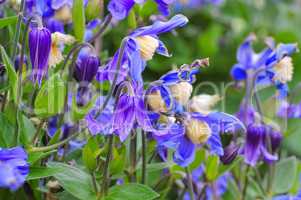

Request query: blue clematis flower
[
  {"left": 0, "top": 147, "right": 29, "bottom": 191},
  {"left": 150, "top": 62, "right": 245, "bottom": 167},
  {"left": 231, "top": 35, "right": 298, "bottom": 98},
  {"left": 108, "top": 0, "right": 175, "bottom": 20},
  {"left": 97, "top": 14, "right": 188, "bottom": 84}
]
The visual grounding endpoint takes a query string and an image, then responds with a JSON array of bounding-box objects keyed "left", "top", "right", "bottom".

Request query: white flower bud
[
  {"left": 185, "top": 119, "right": 212, "bottom": 144},
  {"left": 135, "top": 36, "right": 159, "bottom": 61},
  {"left": 146, "top": 90, "right": 167, "bottom": 113},
  {"left": 188, "top": 94, "right": 220, "bottom": 114},
  {"left": 169, "top": 82, "right": 192, "bottom": 106},
  {"left": 273, "top": 57, "right": 293, "bottom": 83},
  {"left": 55, "top": 5, "right": 72, "bottom": 24},
  {"left": 49, "top": 32, "right": 76, "bottom": 67}
]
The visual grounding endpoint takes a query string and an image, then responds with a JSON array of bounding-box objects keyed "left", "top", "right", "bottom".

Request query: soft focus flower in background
[{"left": 0, "top": 147, "right": 29, "bottom": 191}]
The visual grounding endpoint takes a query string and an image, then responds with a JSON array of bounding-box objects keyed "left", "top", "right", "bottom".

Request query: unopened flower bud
[
  {"left": 29, "top": 26, "right": 52, "bottom": 85},
  {"left": 270, "top": 130, "right": 283, "bottom": 153},
  {"left": 188, "top": 94, "right": 220, "bottom": 114},
  {"left": 185, "top": 118, "right": 212, "bottom": 144},
  {"left": 169, "top": 82, "right": 192, "bottom": 106},
  {"left": 220, "top": 143, "right": 240, "bottom": 165},
  {"left": 135, "top": 36, "right": 159, "bottom": 61},
  {"left": 146, "top": 90, "right": 167, "bottom": 113},
  {"left": 273, "top": 57, "right": 293, "bottom": 83}
]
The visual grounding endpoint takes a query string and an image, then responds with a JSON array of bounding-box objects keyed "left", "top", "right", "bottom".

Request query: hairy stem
[
  {"left": 28, "top": 132, "right": 80, "bottom": 153},
  {"left": 185, "top": 167, "right": 195, "bottom": 200},
  {"left": 129, "top": 131, "right": 137, "bottom": 182},
  {"left": 100, "top": 135, "right": 114, "bottom": 197},
  {"left": 141, "top": 130, "right": 147, "bottom": 184}
]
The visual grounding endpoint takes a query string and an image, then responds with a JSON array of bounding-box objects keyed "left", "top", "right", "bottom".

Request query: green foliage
[
  {"left": 34, "top": 73, "right": 66, "bottom": 118},
  {"left": 272, "top": 156, "right": 298, "bottom": 195},
  {"left": 82, "top": 136, "right": 100, "bottom": 172},
  {"left": 0, "top": 16, "right": 18, "bottom": 29},
  {"left": 72, "top": 0, "right": 86, "bottom": 41},
  {"left": 105, "top": 184, "right": 159, "bottom": 200},
  {"left": 0, "top": 45, "right": 17, "bottom": 103},
  {"left": 47, "top": 162, "right": 97, "bottom": 200}
]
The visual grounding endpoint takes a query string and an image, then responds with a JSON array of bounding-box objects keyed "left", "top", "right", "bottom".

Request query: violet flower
[
  {"left": 97, "top": 14, "right": 188, "bottom": 84},
  {"left": 0, "top": 147, "right": 29, "bottom": 191},
  {"left": 244, "top": 124, "right": 282, "bottom": 166},
  {"left": 108, "top": 0, "right": 175, "bottom": 20},
  {"left": 29, "top": 25, "right": 52, "bottom": 85},
  {"left": 112, "top": 81, "right": 154, "bottom": 142}
]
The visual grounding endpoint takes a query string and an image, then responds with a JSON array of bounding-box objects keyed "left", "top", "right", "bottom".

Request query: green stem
[
  {"left": 31, "top": 119, "right": 44, "bottom": 145},
  {"left": 91, "top": 172, "right": 99, "bottom": 194},
  {"left": 12, "top": 0, "right": 25, "bottom": 60},
  {"left": 129, "top": 131, "right": 137, "bottom": 182},
  {"left": 242, "top": 166, "right": 250, "bottom": 200},
  {"left": 100, "top": 135, "right": 114, "bottom": 197},
  {"left": 28, "top": 132, "right": 80, "bottom": 153},
  {"left": 185, "top": 167, "right": 195, "bottom": 200},
  {"left": 141, "top": 130, "right": 147, "bottom": 184}
]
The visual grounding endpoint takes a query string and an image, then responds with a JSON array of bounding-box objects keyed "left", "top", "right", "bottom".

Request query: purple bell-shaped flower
[{"left": 29, "top": 25, "right": 52, "bottom": 85}]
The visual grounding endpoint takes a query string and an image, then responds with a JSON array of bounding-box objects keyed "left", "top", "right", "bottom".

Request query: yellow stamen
[
  {"left": 273, "top": 57, "right": 293, "bottom": 83},
  {"left": 186, "top": 119, "right": 212, "bottom": 144},
  {"left": 135, "top": 36, "right": 159, "bottom": 61}
]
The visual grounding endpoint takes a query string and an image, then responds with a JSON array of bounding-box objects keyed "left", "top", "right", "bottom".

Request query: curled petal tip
[{"left": 191, "top": 58, "right": 210, "bottom": 68}]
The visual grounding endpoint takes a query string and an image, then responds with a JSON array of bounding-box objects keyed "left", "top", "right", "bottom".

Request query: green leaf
[
  {"left": 0, "top": 45, "right": 18, "bottom": 103},
  {"left": 127, "top": 10, "right": 137, "bottom": 29},
  {"left": 82, "top": 137, "right": 99, "bottom": 172},
  {"left": 0, "top": 16, "right": 18, "bottom": 29},
  {"left": 72, "top": 0, "right": 86, "bottom": 41},
  {"left": 105, "top": 184, "right": 159, "bottom": 200},
  {"left": 47, "top": 162, "right": 97, "bottom": 200},
  {"left": 272, "top": 156, "right": 298, "bottom": 194},
  {"left": 48, "top": 129, "right": 62, "bottom": 145},
  {"left": 17, "top": 113, "right": 36, "bottom": 146},
  {"left": 0, "top": 112, "right": 15, "bottom": 147},
  {"left": 28, "top": 150, "right": 57, "bottom": 165},
  {"left": 205, "top": 155, "right": 220, "bottom": 181},
  {"left": 34, "top": 73, "right": 66, "bottom": 118},
  {"left": 27, "top": 166, "right": 63, "bottom": 181}
]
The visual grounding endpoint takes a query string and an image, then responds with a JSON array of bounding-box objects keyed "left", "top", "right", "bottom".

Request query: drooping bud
[
  {"left": 74, "top": 54, "right": 100, "bottom": 83},
  {"left": 169, "top": 82, "right": 192, "bottom": 106},
  {"left": 135, "top": 36, "right": 159, "bottom": 61},
  {"left": 270, "top": 129, "right": 283, "bottom": 153},
  {"left": 146, "top": 90, "right": 167, "bottom": 113},
  {"left": 29, "top": 26, "right": 52, "bottom": 85},
  {"left": 220, "top": 142, "right": 240, "bottom": 165},
  {"left": 185, "top": 118, "right": 212, "bottom": 144},
  {"left": 55, "top": 5, "right": 72, "bottom": 24},
  {"left": 273, "top": 56, "right": 293, "bottom": 83},
  {"left": 188, "top": 94, "right": 220, "bottom": 114}
]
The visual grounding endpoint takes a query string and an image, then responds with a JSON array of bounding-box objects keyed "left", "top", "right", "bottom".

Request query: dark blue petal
[
  {"left": 231, "top": 64, "right": 247, "bottom": 81},
  {"left": 173, "top": 136, "right": 195, "bottom": 167}
]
